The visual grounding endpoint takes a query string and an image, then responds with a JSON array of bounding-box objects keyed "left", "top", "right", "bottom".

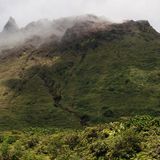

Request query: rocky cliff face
[
  {"left": 0, "top": 15, "right": 158, "bottom": 58},
  {"left": 2, "top": 17, "right": 19, "bottom": 34},
  {"left": 0, "top": 15, "right": 110, "bottom": 53}
]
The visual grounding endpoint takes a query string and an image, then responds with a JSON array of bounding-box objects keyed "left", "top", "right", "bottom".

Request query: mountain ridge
[
  {"left": 0, "top": 14, "right": 110, "bottom": 53},
  {"left": 2, "top": 17, "right": 19, "bottom": 34},
  {"left": 0, "top": 15, "right": 160, "bottom": 130},
  {"left": 0, "top": 16, "right": 158, "bottom": 59}
]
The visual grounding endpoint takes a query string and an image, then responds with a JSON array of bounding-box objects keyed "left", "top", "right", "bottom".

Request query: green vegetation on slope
[
  {"left": 0, "top": 55, "right": 81, "bottom": 129},
  {"left": 0, "top": 116, "right": 159, "bottom": 160},
  {"left": 0, "top": 21, "right": 160, "bottom": 129}
]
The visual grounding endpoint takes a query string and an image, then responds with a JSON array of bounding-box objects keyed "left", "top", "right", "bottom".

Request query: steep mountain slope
[
  {"left": 0, "top": 14, "right": 108, "bottom": 52},
  {"left": 0, "top": 17, "right": 160, "bottom": 130}
]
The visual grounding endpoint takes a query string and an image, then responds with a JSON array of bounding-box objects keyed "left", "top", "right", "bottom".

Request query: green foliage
[
  {"left": 0, "top": 19, "right": 160, "bottom": 160},
  {"left": 0, "top": 116, "right": 159, "bottom": 160},
  {"left": 0, "top": 140, "right": 10, "bottom": 160},
  {"left": 111, "top": 128, "right": 142, "bottom": 159},
  {"left": 0, "top": 23, "right": 160, "bottom": 130}
]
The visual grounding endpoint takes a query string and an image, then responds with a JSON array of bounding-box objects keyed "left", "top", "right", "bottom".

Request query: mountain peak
[{"left": 3, "top": 16, "right": 19, "bottom": 33}]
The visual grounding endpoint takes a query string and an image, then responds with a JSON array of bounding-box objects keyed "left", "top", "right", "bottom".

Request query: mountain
[
  {"left": 2, "top": 17, "right": 19, "bottom": 34},
  {"left": 0, "top": 15, "right": 160, "bottom": 130},
  {"left": 0, "top": 14, "right": 108, "bottom": 52}
]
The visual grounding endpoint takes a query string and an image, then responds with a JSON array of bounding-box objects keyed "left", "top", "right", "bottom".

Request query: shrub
[
  {"left": 0, "top": 140, "right": 10, "bottom": 160},
  {"left": 64, "top": 134, "right": 80, "bottom": 150},
  {"left": 10, "top": 141, "right": 24, "bottom": 160},
  {"left": 26, "top": 137, "right": 39, "bottom": 148},
  {"left": 22, "top": 151, "right": 43, "bottom": 160},
  {"left": 90, "top": 141, "right": 108, "bottom": 159},
  {"left": 111, "top": 128, "right": 142, "bottom": 159}
]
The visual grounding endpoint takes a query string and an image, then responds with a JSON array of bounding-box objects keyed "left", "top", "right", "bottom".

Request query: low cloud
[{"left": 0, "top": 0, "right": 160, "bottom": 31}]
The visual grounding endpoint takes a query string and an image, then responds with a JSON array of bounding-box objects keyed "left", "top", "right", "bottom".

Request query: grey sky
[{"left": 0, "top": 0, "right": 160, "bottom": 32}]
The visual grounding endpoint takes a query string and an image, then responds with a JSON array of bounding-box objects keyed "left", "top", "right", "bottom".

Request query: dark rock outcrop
[{"left": 2, "top": 17, "right": 19, "bottom": 34}]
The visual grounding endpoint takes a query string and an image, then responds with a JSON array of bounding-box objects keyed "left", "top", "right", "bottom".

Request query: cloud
[{"left": 0, "top": 0, "right": 160, "bottom": 31}]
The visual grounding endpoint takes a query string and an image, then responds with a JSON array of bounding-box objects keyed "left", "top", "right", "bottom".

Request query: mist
[
  {"left": 0, "top": 0, "right": 160, "bottom": 54},
  {"left": 0, "top": 14, "right": 110, "bottom": 54},
  {"left": 0, "top": 0, "right": 160, "bottom": 32}
]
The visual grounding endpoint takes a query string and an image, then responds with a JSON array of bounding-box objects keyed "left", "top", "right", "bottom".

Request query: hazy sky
[{"left": 0, "top": 0, "right": 160, "bottom": 31}]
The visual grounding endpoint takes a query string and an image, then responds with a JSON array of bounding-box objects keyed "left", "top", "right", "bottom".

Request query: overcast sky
[{"left": 0, "top": 0, "right": 160, "bottom": 32}]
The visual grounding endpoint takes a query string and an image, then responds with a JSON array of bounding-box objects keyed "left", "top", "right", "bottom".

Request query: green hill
[{"left": 0, "top": 20, "right": 160, "bottom": 130}]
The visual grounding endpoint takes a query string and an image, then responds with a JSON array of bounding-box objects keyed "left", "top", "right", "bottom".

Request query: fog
[
  {"left": 0, "top": 0, "right": 160, "bottom": 54},
  {"left": 0, "top": 14, "right": 110, "bottom": 53},
  {"left": 0, "top": 0, "right": 160, "bottom": 31}
]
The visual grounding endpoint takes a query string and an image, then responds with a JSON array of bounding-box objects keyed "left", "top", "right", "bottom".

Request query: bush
[
  {"left": 0, "top": 116, "right": 159, "bottom": 160},
  {"left": 26, "top": 137, "right": 39, "bottom": 148},
  {"left": 0, "top": 140, "right": 10, "bottom": 160},
  {"left": 90, "top": 141, "right": 108, "bottom": 158},
  {"left": 22, "top": 151, "right": 43, "bottom": 160},
  {"left": 64, "top": 134, "right": 79, "bottom": 150},
  {"left": 111, "top": 128, "right": 142, "bottom": 159}
]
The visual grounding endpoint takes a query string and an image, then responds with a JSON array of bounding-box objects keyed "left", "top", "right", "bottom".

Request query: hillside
[
  {"left": 0, "top": 116, "right": 159, "bottom": 159},
  {"left": 0, "top": 16, "right": 160, "bottom": 130}
]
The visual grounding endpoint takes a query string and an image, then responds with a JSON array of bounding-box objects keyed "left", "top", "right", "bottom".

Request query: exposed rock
[
  {"left": 0, "top": 15, "right": 159, "bottom": 57},
  {"left": 2, "top": 17, "right": 19, "bottom": 34}
]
